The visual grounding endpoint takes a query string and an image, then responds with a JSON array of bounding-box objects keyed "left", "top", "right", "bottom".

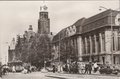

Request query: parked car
[
  {"left": 99, "top": 65, "right": 119, "bottom": 75},
  {"left": 15, "top": 66, "right": 23, "bottom": 72}
]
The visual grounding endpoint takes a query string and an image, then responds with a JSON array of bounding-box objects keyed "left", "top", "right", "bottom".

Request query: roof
[
  {"left": 52, "top": 9, "right": 119, "bottom": 42},
  {"left": 82, "top": 9, "right": 112, "bottom": 26},
  {"left": 81, "top": 9, "right": 119, "bottom": 33}
]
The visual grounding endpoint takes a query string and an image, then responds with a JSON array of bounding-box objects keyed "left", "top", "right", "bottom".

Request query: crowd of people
[
  {"left": 51, "top": 61, "right": 120, "bottom": 75},
  {"left": 51, "top": 61, "right": 101, "bottom": 74},
  {"left": 0, "top": 61, "right": 119, "bottom": 78}
]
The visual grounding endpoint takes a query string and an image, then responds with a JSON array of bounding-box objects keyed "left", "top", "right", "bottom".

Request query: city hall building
[{"left": 52, "top": 9, "right": 120, "bottom": 65}]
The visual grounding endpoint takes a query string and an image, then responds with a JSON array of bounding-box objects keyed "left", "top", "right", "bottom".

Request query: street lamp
[
  {"left": 99, "top": 6, "right": 114, "bottom": 65},
  {"left": 58, "top": 33, "right": 61, "bottom": 72}
]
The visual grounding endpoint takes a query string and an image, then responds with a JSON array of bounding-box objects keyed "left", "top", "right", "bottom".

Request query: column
[
  {"left": 102, "top": 32, "right": 105, "bottom": 51},
  {"left": 75, "top": 38, "right": 78, "bottom": 55},
  {"left": 99, "top": 33, "right": 103, "bottom": 53},
  {"left": 85, "top": 37, "right": 88, "bottom": 54},
  {"left": 94, "top": 35, "right": 98, "bottom": 54},
  {"left": 105, "top": 31, "right": 111, "bottom": 53},
  {"left": 89, "top": 36, "right": 92, "bottom": 61},
  {"left": 82, "top": 37, "right": 85, "bottom": 55},
  {"left": 74, "top": 38, "right": 77, "bottom": 58},
  {"left": 114, "top": 31, "right": 118, "bottom": 51},
  {"left": 77, "top": 36, "right": 82, "bottom": 61}
]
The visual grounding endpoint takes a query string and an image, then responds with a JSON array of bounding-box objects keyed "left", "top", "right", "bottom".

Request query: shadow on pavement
[{"left": 46, "top": 75, "right": 66, "bottom": 79}]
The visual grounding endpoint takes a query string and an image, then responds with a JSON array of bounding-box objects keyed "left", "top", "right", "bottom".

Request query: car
[
  {"left": 99, "top": 65, "right": 119, "bottom": 75},
  {"left": 15, "top": 66, "right": 23, "bottom": 72}
]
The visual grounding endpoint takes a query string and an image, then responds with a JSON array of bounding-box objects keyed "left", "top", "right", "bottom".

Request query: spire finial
[
  {"left": 43, "top": 0, "right": 45, "bottom": 4},
  {"left": 40, "top": 0, "right": 48, "bottom": 12}
]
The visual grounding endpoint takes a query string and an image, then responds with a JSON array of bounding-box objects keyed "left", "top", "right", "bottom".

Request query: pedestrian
[
  {"left": 93, "top": 62, "right": 98, "bottom": 73},
  {"left": 74, "top": 61, "right": 78, "bottom": 74},
  {"left": 84, "top": 64, "right": 88, "bottom": 74},
  {"left": 88, "top": 62, "right": 92, "bottom": 74},
  {"left": 79, "top": 63, "right": 85, "bottom": 74},
  {"left": 27, "top": 66, "right": 31, "bottom": 73},
  {"left": 22, "top": 67, "right": 28, "bottom": 74},
  {"left": 3, "top": 68, "right": 6, "bottom": 75},
  {"left": 65, "top": 64, "right": 68, "bottom": 72},
  {"left": 52, "top": 65, "right": 55, "bottom": 73},
  {"left": 0, "top": 65, "right": 2, "bottom": 78},
  {"left": 12, "top": 66, "right": 16, "bottom": 73}
]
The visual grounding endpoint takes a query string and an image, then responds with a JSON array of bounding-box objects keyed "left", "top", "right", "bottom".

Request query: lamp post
[
  {"left": 99, "top": 6, "right": 114, "bottom": 65},
  {"left": 58, "top": 33, "right": 61, "bottom": 72}
]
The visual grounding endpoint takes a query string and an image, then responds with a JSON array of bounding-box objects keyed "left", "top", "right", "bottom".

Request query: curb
[{"left": 45, "top": 73, "right": 120, "bottom": 79}]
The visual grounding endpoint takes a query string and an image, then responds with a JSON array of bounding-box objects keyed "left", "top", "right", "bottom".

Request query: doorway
[{"left": 102, "top": 57, "right": 105, "bottom": 64}]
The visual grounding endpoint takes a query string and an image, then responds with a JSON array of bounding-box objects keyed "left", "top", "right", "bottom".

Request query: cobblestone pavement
[{"left": 2, "top": 72, "right": 120, "bottom": 79}]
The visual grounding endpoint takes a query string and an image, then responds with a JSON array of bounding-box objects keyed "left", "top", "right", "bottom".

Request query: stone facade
[{"left": 52, "top": 9, "right": 120, "bottom": 65}]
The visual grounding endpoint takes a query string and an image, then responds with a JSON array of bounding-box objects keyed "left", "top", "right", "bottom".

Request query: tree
[
  {"left": 15, "top": 33, "right": 53, "bottom": 68},
  {"left": 28, "top": 34, "right": 52, "bottom": 68}
]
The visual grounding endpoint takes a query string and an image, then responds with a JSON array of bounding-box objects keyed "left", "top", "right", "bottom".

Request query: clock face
[{"left": 115, "top": 14, "right": 120, "bottom": 25}]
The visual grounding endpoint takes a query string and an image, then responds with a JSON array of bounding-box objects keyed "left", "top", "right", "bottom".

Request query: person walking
[
  {"left": 84, "top": 64, "right": 88, "bottom": 74},
  {"left": 27, "top": 66, "right": 31, "bottom": 73},
  {"left": 52, "top": 65, "right": 56, "bottom": 73},
  {"left": 88, "top": 62, "right": 92, "bottom": 74},
  {"left": 12, "top": 66, "right": 16, "bottom": 73},
  {"left": 93, "top": 62, "right": 98, "bottom": 73}
]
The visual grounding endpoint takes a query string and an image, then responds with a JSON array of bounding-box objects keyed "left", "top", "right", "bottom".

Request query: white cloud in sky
[{"left": 0, "top": 1, "right": 119, "bottom": 64}]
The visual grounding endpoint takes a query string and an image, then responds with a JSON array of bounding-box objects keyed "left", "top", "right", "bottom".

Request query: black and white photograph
[{"left": 0, "top": 0, "right": 120, "bottom": 79}]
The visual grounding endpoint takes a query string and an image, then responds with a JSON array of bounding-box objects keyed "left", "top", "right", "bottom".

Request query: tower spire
[
  {"left": 43, "top": 0, "right": 45, "bottom": 4},
  {"left": 40, "top": 0, "right": 48, "bottom": 12},
  {"left": 38, "top": 1, "right": 50, "bottom": 34}
]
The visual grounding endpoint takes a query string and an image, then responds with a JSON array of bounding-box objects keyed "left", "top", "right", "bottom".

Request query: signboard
[
  {"left": 115, "top": 14, "right": 120, "bottom": 25},
  {"left": 66, "top": 25, "right": 76, "bottom": 37}
]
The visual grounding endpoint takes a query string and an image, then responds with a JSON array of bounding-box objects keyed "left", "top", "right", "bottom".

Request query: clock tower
[{"left": 38, "top": 5, "right": 50, "bottom": 34}]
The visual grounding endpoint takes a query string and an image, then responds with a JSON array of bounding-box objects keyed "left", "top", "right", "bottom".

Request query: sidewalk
[{"left": 45, "top": 72, "right": 120, "bottom": 79}]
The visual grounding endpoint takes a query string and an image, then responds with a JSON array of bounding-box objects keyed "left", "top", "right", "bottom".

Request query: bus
[{"left": 8, "top": 60, "right": 23, "bottom": 72}]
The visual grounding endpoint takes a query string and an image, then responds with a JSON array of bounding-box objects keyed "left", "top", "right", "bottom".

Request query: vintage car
[{"left": 99, "top": 65, "right": 119, "bottom": 75}]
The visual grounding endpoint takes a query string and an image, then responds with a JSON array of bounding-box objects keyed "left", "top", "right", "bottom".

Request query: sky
[{"left": 0, "top": 0, "right": 119, "bottom": 64}]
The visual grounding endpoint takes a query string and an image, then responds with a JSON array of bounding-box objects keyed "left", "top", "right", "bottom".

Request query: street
[
  {"left": 2, "top": 72, "right": 58, "bottom": 79},
  {"left": 1, "top": 71, "right": 120, "bottom": 79}
]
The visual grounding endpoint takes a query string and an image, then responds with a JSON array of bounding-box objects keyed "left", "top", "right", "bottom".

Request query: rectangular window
[
  {"left": 113, "top": 35, "right": 115, "bottom": 51},
  {"left": 118, "top": 30, "right": 120, "bottom": 50},
  {"left": 92, "top": 36, "right": 95, "bottom": 53},
  {"left": 82, "top": 38, "right": 86, "bottom": 54},
  {"left": 102, "top": 32, "right": 105, "bottom": 51},
  {"left": 87, "top": 37, "right": 90, "bottom": 54},
  {"left": 118, "top": 37, "right": 120, "bottom": 50},
  {"left": 96, "top": 34, "right": 101, "bottom": 53},
  {"left": 114, "top": 56, "right": 116, "bottom": 64}
]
